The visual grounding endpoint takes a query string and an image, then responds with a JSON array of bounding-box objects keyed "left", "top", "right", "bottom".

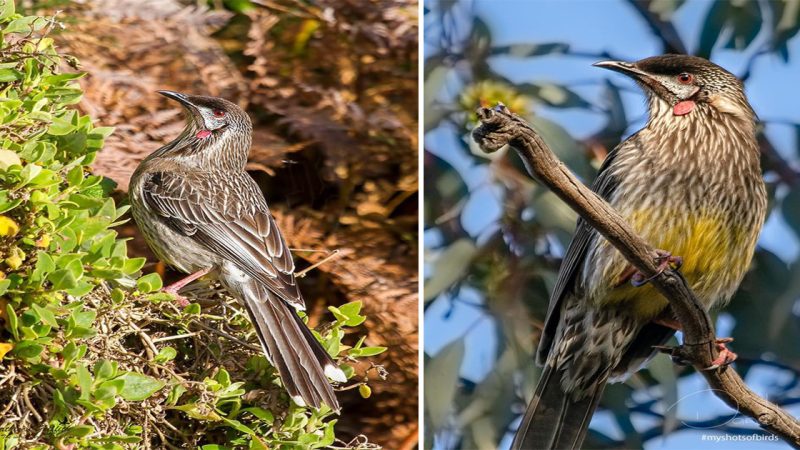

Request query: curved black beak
[
  {"left": 158, "top": 90, "right": 206, "bottom": 125},
  {"left": 158, "top": 90, "right": 194, "bottom": 108},
  {"left": 593, "top": 60, "right": 649, "bottom": 78},
  {"left": 594, "top": 60, "right": 671, "bottom": 99}
]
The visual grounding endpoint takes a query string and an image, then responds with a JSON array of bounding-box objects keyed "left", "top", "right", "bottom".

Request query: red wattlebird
[
  {"left": 129, "top": 91, "right": 346, "bottom": 411},
  {"left": 511, "top": 55, "right": 766, "bottom": 449}
]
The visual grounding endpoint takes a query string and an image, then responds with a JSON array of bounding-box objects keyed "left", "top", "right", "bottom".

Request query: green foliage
[{"left": 0, "top": 3, "right": 382, "bottom": 448}]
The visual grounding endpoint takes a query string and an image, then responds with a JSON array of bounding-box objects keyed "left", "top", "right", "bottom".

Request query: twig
[
  {"left": 151, "top": 332, "right": 200, "bottom": 344},
  {"left": 21, "top": 385, "right": 42, "bottom": 423},
  {"left": 472, "top": 104, "right": 800, "bottom": 447},
  {"left": 190, "top": 320, "right": 262, "bottom": 352},
  {"left": 295, "top": 249, "right": 341, "bottom": 278}
]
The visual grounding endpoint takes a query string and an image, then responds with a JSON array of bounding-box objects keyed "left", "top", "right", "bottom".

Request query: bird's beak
[
  {"left": 593, "top": 60, "right": 668, "bottom": 98},
  {"left": 158, "top": 90, "right": 195, "bottom": 108},
  {"left": 593, "top": 60, "right": 650, "bottom": 79},
  {"left": 158, "top": 90, "right": 204, "bottom": 123}
]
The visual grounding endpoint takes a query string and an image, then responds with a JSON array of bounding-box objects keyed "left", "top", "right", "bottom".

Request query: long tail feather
[
  {"left": 512, "top": 365, "right": 607, "bottom": 450},
  {"left": 228, "top": 274, "right": 342, "bottom": 412}
]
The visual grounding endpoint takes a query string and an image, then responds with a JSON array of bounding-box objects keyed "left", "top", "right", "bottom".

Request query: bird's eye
[
  {"left": 677, "top": 72, "right": 693, "bottom": 84},
  {"left": 212, "top": 109, "right": 225, "bottom": 118}
]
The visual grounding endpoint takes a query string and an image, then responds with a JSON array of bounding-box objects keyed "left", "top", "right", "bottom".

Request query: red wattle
[
  {"left": 196, "top": 130, "right": 212, "bottom": 139},
  {"left": 673, "top": 100, "right": 695, "bottom": 116}
]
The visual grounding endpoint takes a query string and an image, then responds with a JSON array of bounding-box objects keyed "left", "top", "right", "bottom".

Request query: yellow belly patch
[{"left": 595, "top": 209, "right": 754, "bottom": 319}]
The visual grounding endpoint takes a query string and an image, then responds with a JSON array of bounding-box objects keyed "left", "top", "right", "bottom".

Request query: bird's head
[
  {"left": 158, "top": 90, "right": 252, "bottom": 141},
  {"left": 594, "top": 55, "right": 754, "bottom": 121}
]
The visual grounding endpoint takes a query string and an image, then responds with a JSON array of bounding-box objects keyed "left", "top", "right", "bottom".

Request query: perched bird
[
  {"left": 129, "top": 91, "right": 346, "bottom": 412},
  {"left": 513, "top": 55, "right": 767, "bottom": 449}
]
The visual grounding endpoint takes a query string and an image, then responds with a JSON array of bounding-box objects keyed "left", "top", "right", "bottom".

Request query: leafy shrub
[{"left": 0, "top": 3, "right": 384, "bottom": 448}]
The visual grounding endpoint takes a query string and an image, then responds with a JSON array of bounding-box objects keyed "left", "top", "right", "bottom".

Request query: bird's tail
[
  {"left": 512, "top": 364, "right": 607, "bottom": 450},
  {"left": 237, "top": 279, "right": 345, "bottom": 412}
]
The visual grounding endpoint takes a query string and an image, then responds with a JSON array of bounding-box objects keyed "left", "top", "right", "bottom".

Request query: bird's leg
[
  {"left": 653, "top": 316, "right": 682, "bottom": 330},
  {"left": 656, "top": 337, "right": 740, "bottom": 370},
  {"left": 162, "top": 267, "right": 212, "bottom": 306},
  {"left": 629, "top": 249, "right": 683, "bottom": 287},
  {"left": 651, "top": 313, "right": 691, "bottom": 365},
  {"left": 614, "top": 250, "right": 682, "bottom": 287}
]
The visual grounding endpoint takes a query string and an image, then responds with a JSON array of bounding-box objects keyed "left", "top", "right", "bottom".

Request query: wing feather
[
  {"left": 535, "top": 136, "right": 634, "bottom": 364},
  {"left": 141, "top": 170, "right": 304, "bottom": 309}
]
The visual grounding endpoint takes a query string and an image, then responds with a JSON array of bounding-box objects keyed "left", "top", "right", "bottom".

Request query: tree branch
[{"left": 471, "top": 104, "right": 800, "bottom": 447}]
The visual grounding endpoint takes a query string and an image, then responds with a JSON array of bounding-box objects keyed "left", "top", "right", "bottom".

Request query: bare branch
[{"left": 471, "top": 104, "right": 800, "bottom": 447}]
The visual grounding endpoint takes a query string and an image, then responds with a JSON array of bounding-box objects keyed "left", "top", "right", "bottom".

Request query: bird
[
  {"left": 512, "top": 55, "right": 767, "bottom": 449},
  {"left": 129, "top": 91, "right": 346, "bottom": 412}
]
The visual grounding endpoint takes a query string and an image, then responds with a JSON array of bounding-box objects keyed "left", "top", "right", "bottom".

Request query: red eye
[
  {"left": 213, "top": 109, "right": 225, "bottom": 117},
  {"left": 677, "top": 72, "right": 693, "bottom": 84}
]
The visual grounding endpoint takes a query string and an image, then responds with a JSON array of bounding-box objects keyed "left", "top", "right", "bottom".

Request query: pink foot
[
  {"left": 630, "top": 249, "right": 683, "bottom": 287},
  {"left": 705, "top": 338, "right": 738, "bottom": 370},
  {"left": 162, "top": 268, "right": 211, "bottom": 305}
]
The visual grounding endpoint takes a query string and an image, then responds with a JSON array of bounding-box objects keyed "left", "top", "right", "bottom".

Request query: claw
[
  {"left": 630, "top": 249, "right": 683, "bottom": 287},
  {"left": 653, "top": 344, "right": 692, "bottom": 366},
  {"left": 704, "top": 338, "right": 737, "bottom": 370}
]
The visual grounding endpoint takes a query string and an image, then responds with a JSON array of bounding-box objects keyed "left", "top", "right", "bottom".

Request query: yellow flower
[
  {"left": 0, "top": 216, "right": 19, "bottom": 237},
  {"left": 0, "top": 343, "right": 13, "bottom": 361},
  {"left": 460, "top": 80, "right": 530, "bottom": 124}
]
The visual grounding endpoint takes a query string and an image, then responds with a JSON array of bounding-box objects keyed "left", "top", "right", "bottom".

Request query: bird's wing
[
  {"left": 535, "top": 137, "right": 628, "bottom": 365},
  {"left": 140, "top": 170, "right": 304, "bottom": 309}
]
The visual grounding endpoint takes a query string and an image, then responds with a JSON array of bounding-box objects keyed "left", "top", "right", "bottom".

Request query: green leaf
[
  {"left": 4, "top": 16, "right": 46, "bottom": 34},
  {"left": 13, "top": 340, "right": 43, "bottom": 359},
  {"left": 220, "top": 417, "right": 256, "bottom": 436},
  {"left": 30, "top": 303, "right": 58, "bottom": 328},
  {"left": 136, "top": 272, "right": 162, "bottom": 293},
  {"left": 62, "top": 342, "right": 85, "bottom": 369},
  {"left": 58, "top": 425, "right": 94, "bottom": 439},
  {"left": 0, "top": 68, "right": 22, "bottom": 82},
  {"left": 349, "top": 346, "right": 387, "bottom": 357},
  {"left": 424, "top": 239, "right": 477, "bottom": 301},
  {"left": 153, "top": 346, "right": 177, "bottom": 364},
  {"left": 18, "top": 163, "right": 42, "bottom": 186},
  {"left": 48, "top": 268, "right": 78, "bottom": 290},
  {"left": 517, "top": 82, "right": 592, "bottom": 108},
  {"left": 0, "top": 149, "right": 21, "bottom": 170},
  {"left": 424, "top": 339, "right": 465, "bottom": 432},
  {"left": 43, "top": 72, "right": 85, "bottom": 84},
  {"left": 94, "top": 359, "right": 117, "bottom": 381},
  {"left": 171, "top": 402, "right": 223, "bottom": 421},
  {"left": 183, "top": 303, "right": 201, "bottom": 315},
  {"left": 166, "top": 384, "right": 186, "bottom": 406},
  {"left": 117, "top": 372, "right": 165, "bottom": 401},
  {"left": 76, "top": 364, "right": 93, "bottom": 400},
  {"left": 47, "top": 111, "right": 77, "bottom": 136},
  {"left": 337, "top": 301, "right": 366, "bottom": 326},
  {"left": 241, "top": 406, "right": 273, "bottom": 422},
  {"left": 0, "top": 0, "right": 15, "bottom": 20},
  {"left": 6, "top": 304, "right": 18, "bottom": 340},
  {"left": 122, "top": 257, "right": 146, "bottom": 275},
  {"left": 490, "top": 42, "right": 569, "bottom": 57},
  {"left": 31, "top": 250, "right": 55, "bottom": 283}
]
